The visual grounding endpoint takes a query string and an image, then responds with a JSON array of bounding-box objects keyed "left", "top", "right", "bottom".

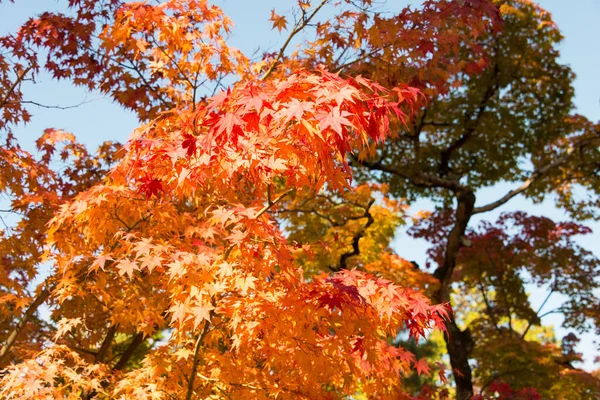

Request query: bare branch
[
  {"left": 19, "top": 98, "right": 99, "bottom": 110},
  {"left": 355, "top": 155, "right": 468, "bottom": 192},
  {"left": 521, "top": 283, "right": 554, "bottom": 338},
  {"left": 473, "top": 137, "right": 599, "bottom": 214},
  {"left": 261, "top": 0, "right": 329, "bottom": 81}
]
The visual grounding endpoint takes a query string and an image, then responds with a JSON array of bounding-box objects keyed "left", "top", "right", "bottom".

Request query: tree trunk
[
  {"left": 433, "top": 190, "right": 476, "bottom": 399},
  {"left": 445, "top": 317, "right": 475, "bottom": 399}
]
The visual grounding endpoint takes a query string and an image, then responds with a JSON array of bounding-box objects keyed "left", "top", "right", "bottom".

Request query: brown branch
[
  {"left": 255, "top": 188, "right": 293, "bottom": 219},
  {"left": 0, "top": 212, "right": 151, "bottom": 364},
  {"left": 94, "top": 325, "right": 117, "bottom": 363},
  {"left": 356, "top": 155, "right": 468, "bottom": 192},
  {"left": 113, "top": 332, "right": 145, "bottom": 371},
  {"left": 0, "top": 284, "right": 51, "bottom": 362},
  {"left": 475, "top": 268, "right": 501, "bottom": 332},
  {"left": 438, "top": 63, "right": 499, "bottom": 177},
  {"left": 431, "top": 190, "right": 476, "bottom": 399},
  {"left": 261, "top": 0, "right": 329, "bottom": 81},
  {"left": 0, "top": 65, "right": 33, "bottom": 109},
  {"left": 147, "top": 33, "right": 196, "bottom": 93},
  {"left": 80, "top": 325, "right": 119, "bottom": 399},
  {"left": 185, "top": 309, "right": 215, "bottom": 400},
  {"left": 123, "top": 54, "right": 171, "bottom": 109},
  {"left": 19, "top": 98, "right": 98, "bottom": 110},
  {"left": 433, "top": 190, "right": 476, "bottom": 296}
]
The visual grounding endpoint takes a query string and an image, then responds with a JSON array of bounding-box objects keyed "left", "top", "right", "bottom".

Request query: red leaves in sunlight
[{"left": 122, "top": 68, "right": 418, "bottom": 199}]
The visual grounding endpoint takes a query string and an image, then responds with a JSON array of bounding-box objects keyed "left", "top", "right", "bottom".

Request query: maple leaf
[
  {"left": 410, "top": 294, "right": 431, "bottom": 317},
  {"left": 269, "top": 10, "right": 288, "bottom": 32},
  {"left": 280, "top": 98, "right": 314, "bottom": 122},
  {"left": 117, "top": 259, "right": 138, "bottom": 279},
  {"left": 139, "top": 177, "right": 164, "bottom": 199},
  {"left": 192, "top": 303, "right": 214, "bottom": 328},
  {"left": 89, "top": 254, "right": 113, "bottom": 273},
  {"left": 414, "top": 357, "right": 431, "bottom": 376},
  {"left": 181, "top": 133, "right": 197, "bottom": 157},
  {"left": 215, "top": 112, "right": 243, "bottom": 138},
  {"left": 53, "top": 318, "right": 82, "bottom": 340},
  {"left": 318, "top": 106, "right": 353, "bottom": 136}
]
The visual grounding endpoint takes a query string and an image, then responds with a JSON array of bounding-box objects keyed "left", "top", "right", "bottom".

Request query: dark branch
[
  {"left": 0, "top": 284, "right": 51, "bottom": 362},
  {"left": 0, "top": 65, "right": 33, "bottom": 109},
  {"left": 95, "top": 325, "right": 118, "bottom": 363},
  {"left": 333, "top": 199, "right": 375, "bottom": 272},
  {"left": 261, "top": 0, "right": 329, "bottom": 81},
  {"left": 113, "top": 332, "right": 145, "bottom": 371},
  {"left": 438, "top": 63, "right": 499, "bottom": 177},
  {"left": 19, "top": 98, "right": 98, "bottom": 110},
  {"left": 185, "top": 308, "right": 215, "bottom": 400},
  {"left": 355, "top": 155, "right": 468, "bottom": 192},
  {"left": 473, "top": 136, "right": 600, "bottom": 214}
]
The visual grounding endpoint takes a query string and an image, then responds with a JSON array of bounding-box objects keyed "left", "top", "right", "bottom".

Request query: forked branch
[{"left": 261, "top": 0, "right": 329, "bottom": 81}]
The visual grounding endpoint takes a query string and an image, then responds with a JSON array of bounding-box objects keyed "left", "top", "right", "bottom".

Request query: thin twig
[
  {"left": 254, "top": 188, "right": 293, "bottom": 219},
  {"left": 19, "top": 98, "right": 99, "bottom": 110},
  {"left": 261, "top": 0, "right": 329, "bottom": 81}
]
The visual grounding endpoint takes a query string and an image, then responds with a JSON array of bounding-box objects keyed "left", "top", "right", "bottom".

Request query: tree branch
[
  {"left": 94, "top": 325, "right": 118, "bottom": 363},
  {"left": 475, "top": 267, "right": 501, "bottom": 332},
  {"left": 0, "top": 284, "right": 51, "bottom": 362},
  {"left": 472, "top": 137, "right": 599, "bottom": 214},
  {"left": 355, "top": 155, "right": 468, "bottom": 192},
  {"left": 334, "top": 199, "right": 375, "bottom": 271},
  {"left": 185, "top": 309, "right": 215, "bottom": 400},
  {"left": 113, "top": 332, "right": 145, "bottom": 371},
  {"left": 0, "top": 65, "right": 33, "bottom": 109},
  {"left": 438, "top": 63, "right": 498, "bottom": 177},
  {"left": 255, "top": 188, "right": 293, "bottom": 219},
  {"left": 19, "top": 98, "right": 98, "bottom": 110},
  {"left": 521, "top": 284, "right": 554, "bottom": 338},
  {"left": 261, "top": 0, "right": 329, "bottom": 81}
]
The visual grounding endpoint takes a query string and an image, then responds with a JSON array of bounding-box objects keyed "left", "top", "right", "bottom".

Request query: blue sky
[{"left": 1, "top": 0, "right": 599, "bottom": 369}]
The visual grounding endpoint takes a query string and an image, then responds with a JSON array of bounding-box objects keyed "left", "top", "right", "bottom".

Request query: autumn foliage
[{"left": 1, "top": 0, "right": 600, "bottom": 399}]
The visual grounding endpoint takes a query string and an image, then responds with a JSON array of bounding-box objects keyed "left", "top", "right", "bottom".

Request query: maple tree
[
  {"left": 0, "top": 1, "right": 452, "bottom": 398},
  {"left": 1, "top": 0, "right": 599, "bottom": 399}
]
